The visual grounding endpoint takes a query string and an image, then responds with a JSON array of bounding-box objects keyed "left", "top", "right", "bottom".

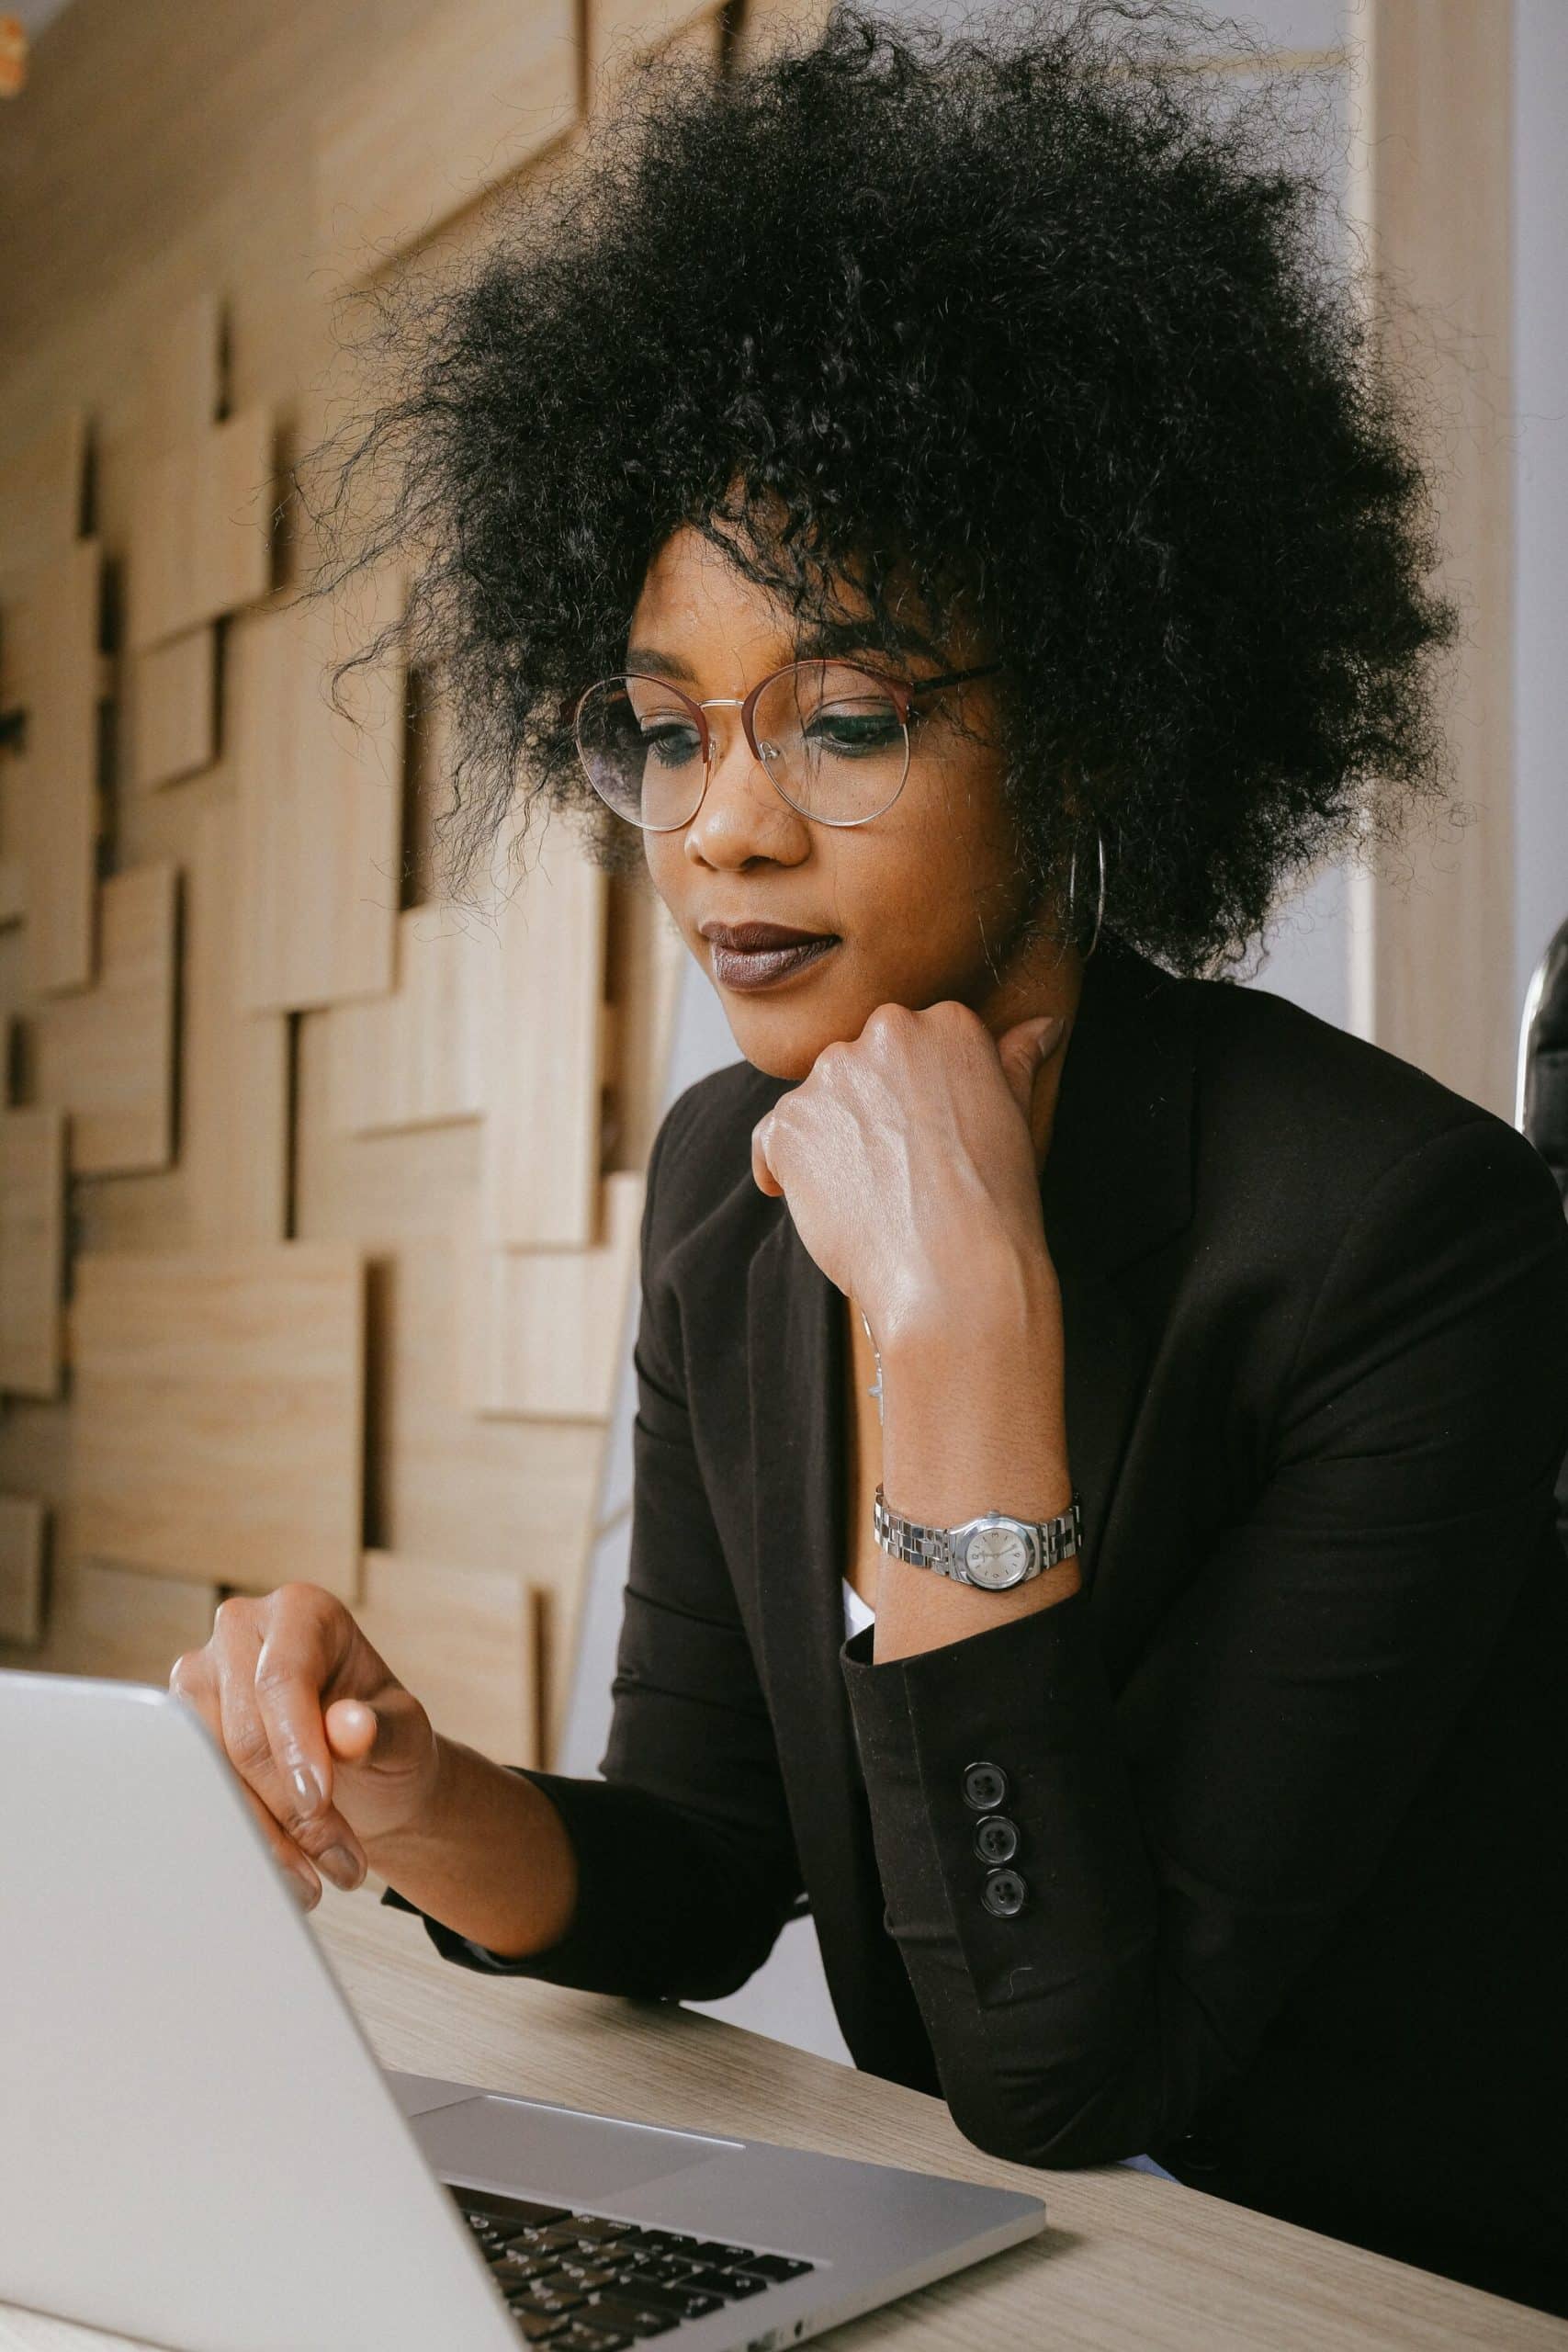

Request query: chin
[{"left": 723, "top": 1002, "right": 850, "bottom": 1083}]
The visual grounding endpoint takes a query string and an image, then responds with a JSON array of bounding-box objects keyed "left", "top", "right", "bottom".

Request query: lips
[
  {"left": 699, "top": 921, "right": 836, "bottom": 951},
  {"left": 705, "top": 933, "right": 840, "bottom": 991}
]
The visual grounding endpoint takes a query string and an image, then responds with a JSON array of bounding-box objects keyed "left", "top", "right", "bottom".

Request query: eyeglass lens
[{"left": 574, "top": 662, "right": 911, "bottom": 829}]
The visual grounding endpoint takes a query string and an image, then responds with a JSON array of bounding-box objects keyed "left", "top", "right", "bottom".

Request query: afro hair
[{"left": 295, "top": 0, "right": 1462, "bottom": 977}]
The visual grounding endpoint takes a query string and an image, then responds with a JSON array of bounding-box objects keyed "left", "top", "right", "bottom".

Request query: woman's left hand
[{"left": 750, "top": 1000, "right": 1072, "bottom": 1345}]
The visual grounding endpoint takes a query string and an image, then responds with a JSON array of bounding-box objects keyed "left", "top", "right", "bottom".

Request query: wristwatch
[{"left": 873, "top": 1482, "right": 1084, "bottom": 1591}]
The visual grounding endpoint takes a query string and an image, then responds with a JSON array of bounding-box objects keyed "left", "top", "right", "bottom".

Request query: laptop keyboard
[{"left": 450, "top": 2184, "right": 816, "bottom": 2346}]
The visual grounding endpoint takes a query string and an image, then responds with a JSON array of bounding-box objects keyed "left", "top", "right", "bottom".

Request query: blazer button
[
  {"left": 962, "top": 1761, "right": 1009, "bottom": 1811},
  {"left": 981, "top": 1869, "right": 1027, "bottom": 1917},
  {"left": 973, "top": 1815, "right": 1019, "bottom": 1864}
]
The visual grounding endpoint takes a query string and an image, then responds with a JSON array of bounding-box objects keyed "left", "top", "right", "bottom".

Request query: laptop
[{"left": 0, "top": 1668, "right": 1047, "bottom": 2352}]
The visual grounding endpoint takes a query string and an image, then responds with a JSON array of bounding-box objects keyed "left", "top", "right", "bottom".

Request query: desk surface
[{"left": 3, "top": 1879, "right": 1562, "bottom": 2351}]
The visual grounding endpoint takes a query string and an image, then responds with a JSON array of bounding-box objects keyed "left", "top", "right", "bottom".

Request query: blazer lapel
[
  {"left": 748, "top": 1197, "right": 846, "bottom": 1717},
  {"left": 1040, "top": 932, "right": 1197, "bottom": 1590}
]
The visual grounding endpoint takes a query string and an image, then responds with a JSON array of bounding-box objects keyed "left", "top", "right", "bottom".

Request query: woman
[{"left": 178, "top": 0, "right": 1568, "bottom": 2312}]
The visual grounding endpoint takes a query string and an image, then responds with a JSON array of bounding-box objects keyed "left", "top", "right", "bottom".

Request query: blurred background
[{"left": 1, "top": 0, "right": 1563, "bottom": 2063}]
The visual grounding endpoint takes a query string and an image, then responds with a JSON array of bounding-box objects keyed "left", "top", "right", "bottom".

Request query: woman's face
[{"left": 629, "top": 524, "right": 1078, "bottom": 1080}]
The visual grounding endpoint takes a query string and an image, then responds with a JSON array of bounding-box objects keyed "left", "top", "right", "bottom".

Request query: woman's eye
[
  {"left": 807, "top": 706, "right": 904, "bottom": 756},
  {"left": 639, "top": 722, "right": 701, "bottom": 768}
]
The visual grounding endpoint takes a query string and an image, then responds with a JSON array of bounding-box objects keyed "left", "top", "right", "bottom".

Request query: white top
[{"left": 842, "top": 1576, "right": 876, "bottom": 1640}]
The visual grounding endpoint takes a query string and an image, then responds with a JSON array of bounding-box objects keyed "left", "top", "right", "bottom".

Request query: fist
[{"left": 750, "top": 999, "right": 1069, "bottom": 1344}]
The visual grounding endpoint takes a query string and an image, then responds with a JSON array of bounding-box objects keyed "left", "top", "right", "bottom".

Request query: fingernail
[
  {"left": 320, "top": 1844, "right": 362, "bottom": 1890},
  {"left": 289, "top": 1864, "right": 320, "bottom": 1909},
  {"left": 291, "top": 1762, "right": 324, "bottom": 1811}
]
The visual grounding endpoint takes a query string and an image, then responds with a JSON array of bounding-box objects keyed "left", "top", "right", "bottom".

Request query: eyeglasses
[{"left": 566, "top": 658, "right": 1004, "bottom": 831}]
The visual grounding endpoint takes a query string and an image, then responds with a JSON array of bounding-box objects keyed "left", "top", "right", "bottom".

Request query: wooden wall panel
[
  {"left": 127, "top": 292, "right": 227, "bottom": 787},
  {"left": 0, "top": 1493, "right": 49, "bottom": 1648},
  {"left": 35, "top": 861, "right": 178, "bottom": 1177},
  {"left": 0, "top": 409, "right": 85, "bottom": 573},
  {"left": 126, "top": 405, "right": 276, "bottom": 653},
  {"left": 329, "top": 904, "right": 492, "bottom": 1136},
  {"left": 129, "top": 628, "right": 218, "bottom": 793},
  {"left": 0, "top": 1107, "right": 66, "bottom": 1398},
  {"left": 462, "top": 1170, "right": 644, "bottom": 1421},
  {"left": 184, "top": 797, "right": 291, "bottom": 1244},
  {"left": 0, "top": 0, "right": 736, "bottom": 1753},
  {"left": 0, "top": 713, "right": 28, "bottom": 929},
  {"left": 604, "top": 871, "right": 687, "bottom": 1174},
  {"left": 0, "top": 537, "right": 104, "bottom": 996},
  {"left": 137, "top": 288, "right": 225, "bottom": 455},
  {"left": 312, "top": 0, "right": 578, "bottom": 276},
  {"left": 480, "top": 816, "right": 609, "bottom": 1250},
  {"left": 72, "top": 1244, "right": 366, "bottom": 1600},
  {"left": 290, "top": 1033, "right": 605, "bottom": 1615},
  {"left": 232, "top": 574, "right": 405, "bottom": 1013},
  {"left": 590, "top": 0, "right": 723, "bottom": 101},
  {"left": 355, "top": 1548, "right": 538, "bottom": 1767},
  {"left": 65, "top": 797, "right": 290, "bottom": 1256},
  {"left": 1349, "top": 0, "right": 1515, "bottom": 1114},
  {"left": 0, "top": 1557, "right": 219, "bottom": 1687}
]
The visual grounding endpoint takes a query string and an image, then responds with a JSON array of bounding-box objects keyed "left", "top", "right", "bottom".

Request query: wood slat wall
[
  {"left": 0, "top": 0, "right": 829, "bottom": 1758},
  {"left": 0, "top": 0, "right": 1501, "bottom": 1765}
]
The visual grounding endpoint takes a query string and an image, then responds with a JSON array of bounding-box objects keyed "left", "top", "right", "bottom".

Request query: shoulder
[
  {"left": 1189, "top": 964, "right": 1561, "bottom": 1204},
  {"left": 1177, "top": 963, "right": 1561, "bottom": 1237}
]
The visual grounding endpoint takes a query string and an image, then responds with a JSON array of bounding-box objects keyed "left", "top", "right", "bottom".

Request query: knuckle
[
  {"left": 227, "top": 1717, "right": 274, "bottom": 1779},
  {"left": 251, "top": 1655, "right": 297, "bottom": 1700},
  {"left": 277, "top": 1579, "right": 333, "bottom": 1617}
]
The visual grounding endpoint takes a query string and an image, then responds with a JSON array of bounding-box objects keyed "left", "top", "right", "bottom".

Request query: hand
[
  {"left": 750, "top": 1000, "right": 1071, "bottom": 1342},
  {"left": 169, "top": 1584, "right": 442, "bottom": 1913}
]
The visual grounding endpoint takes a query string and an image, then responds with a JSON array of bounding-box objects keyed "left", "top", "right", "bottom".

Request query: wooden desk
[{"left": 3, "top": 1881, "right": 1562, "bottom": 2351}]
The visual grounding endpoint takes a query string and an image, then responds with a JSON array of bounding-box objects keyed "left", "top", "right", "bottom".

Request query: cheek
[{"left": 641, "top": 835, "right": 684, "bottom": 920}]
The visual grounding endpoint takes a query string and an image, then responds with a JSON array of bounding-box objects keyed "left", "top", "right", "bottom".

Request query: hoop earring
[{"left": 1051, "top": 826, "right": 1107, "bottom": 966}]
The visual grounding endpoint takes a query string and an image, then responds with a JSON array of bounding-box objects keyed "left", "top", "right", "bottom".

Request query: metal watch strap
[{"left": 872, "top": 1484, "right": 1084, "bottom": 1580}]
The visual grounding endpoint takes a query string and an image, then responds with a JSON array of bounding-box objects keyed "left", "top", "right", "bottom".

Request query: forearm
[
  {"left": 364, "top": 1735, "right": 579, "bottom": 1960},
  {"left": 848, "top": 1245, "right": 1167, "bottom": 2165},
  {"left": 372, "top": 1744, "right": 805, "bottom": 1999},
  {"left": 874, "top": 1246, "right": 1081, "bottom": 1663}
]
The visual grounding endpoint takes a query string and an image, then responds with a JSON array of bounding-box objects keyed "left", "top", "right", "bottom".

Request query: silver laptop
[{"left": 0, "top": 1668, "right": 1046, "bottom": 2352}]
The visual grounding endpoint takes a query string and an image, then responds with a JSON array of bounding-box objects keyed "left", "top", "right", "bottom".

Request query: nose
[{"left": 682, "top": 695, "right": 806, "bottom": 864}]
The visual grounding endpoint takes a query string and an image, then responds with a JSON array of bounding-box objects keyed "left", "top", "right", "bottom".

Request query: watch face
[{"left": 962, "top": 1522, "right": 1032, "bottom": 1590}]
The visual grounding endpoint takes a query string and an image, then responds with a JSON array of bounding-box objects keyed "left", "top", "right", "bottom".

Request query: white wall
[{"left": 1513, "top": 0, "right": 1568, "bottom": 1036}]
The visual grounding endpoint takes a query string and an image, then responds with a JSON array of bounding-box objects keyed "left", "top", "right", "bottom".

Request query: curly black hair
[{"left": 293, "top": 0, "right": 1462, "bottom": 978}]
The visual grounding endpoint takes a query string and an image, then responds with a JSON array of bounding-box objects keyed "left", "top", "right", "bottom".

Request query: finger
[
  {"left": 751, "top": 1108, "right": 783, "bottom": 1197},
  {"left": 324, "top": 1694, "right": 379, "bottom": 1761},
  {"left": 252, "top": 1634, "right": 371, "bottom": 1884},
  {"left": 169, "top": 1658, "right": 321, "bottom": 1906},
  {"left": 994, "top": 1013, "right": 1066, "bottom": 1120},
  {"left": 213, "top": 1629, "right": 365, "bottom": 1890}
]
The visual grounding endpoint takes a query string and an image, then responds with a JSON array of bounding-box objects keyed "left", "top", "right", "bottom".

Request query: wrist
[
  {"left": 877, "top": 1239, "right": 1060, "bottom": 1364},
  {"left": 875, "top": 1280, "right": 1072, "bottom": 1534}
]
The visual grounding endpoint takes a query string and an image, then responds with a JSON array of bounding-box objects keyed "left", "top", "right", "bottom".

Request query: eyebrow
[{"left": 622, "top": 618, "right": 930, "bottom": 682}]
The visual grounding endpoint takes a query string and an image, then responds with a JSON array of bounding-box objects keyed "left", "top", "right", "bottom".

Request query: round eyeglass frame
[{"left": 565, "top": 658, "right": 1006, "bottom": 831}]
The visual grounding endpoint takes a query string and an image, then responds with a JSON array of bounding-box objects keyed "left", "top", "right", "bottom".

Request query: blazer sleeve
[
  {"left": 379, "top": 1090, "right": 807, "bottom": 2000},
  {"left": 839, "top": 1112, "right": 1568, "bottom": 2168}
]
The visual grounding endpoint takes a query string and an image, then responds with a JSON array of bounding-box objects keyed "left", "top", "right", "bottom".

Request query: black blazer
[{"left": 384, "top": 929, "right": 1568, "bottom": 2309}]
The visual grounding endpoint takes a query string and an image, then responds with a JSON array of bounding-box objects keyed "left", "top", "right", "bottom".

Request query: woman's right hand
[{"left": 169, "top": 1582, "right": 443, "bottom": 1912}]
